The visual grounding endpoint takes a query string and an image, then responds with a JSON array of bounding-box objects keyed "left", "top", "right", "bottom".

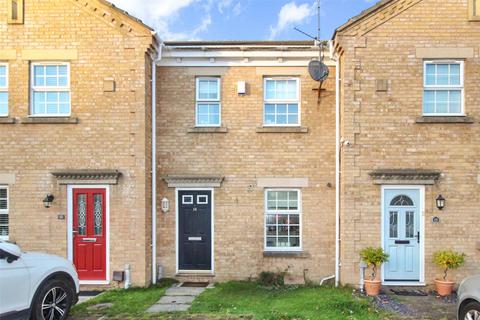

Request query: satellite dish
[{"left": 309, "top": 60, "right": 329, "bottom": 82}]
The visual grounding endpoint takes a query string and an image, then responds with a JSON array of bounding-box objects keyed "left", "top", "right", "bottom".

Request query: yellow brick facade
[
  {"left": 156, "top": 64, "right": 337, "bottom": 283},
  {"left": 335, "top": 0, "right": 480, "bottom": 285},
  {"left": 0, "top": 0, "right": 155, "bottom": 286}
]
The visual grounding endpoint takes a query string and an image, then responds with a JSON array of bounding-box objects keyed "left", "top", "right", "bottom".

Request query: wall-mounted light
[
  {"left": 436, "top": 195, "right": 445, "bottom": 210},
  {"left": 161, "top": 197, "right": 169, "bottom": 213},
  {"left": 43, "top": 194, "right": 55, "bottom": 208}
]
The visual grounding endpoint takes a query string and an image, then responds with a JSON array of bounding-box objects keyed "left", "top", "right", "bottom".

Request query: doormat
[
  {"left": 180, "top": 282, "right": 209, "bottom": 288},
  {"left": 390, "top": 289, "right": 428, "bottom": 296},
  {"left": 79, "top": 290, "right": 104, "bottom": 297}
]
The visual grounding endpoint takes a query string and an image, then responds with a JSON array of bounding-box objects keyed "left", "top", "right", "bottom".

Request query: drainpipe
[
  {"left": 334, "top": 52, "right": 341, "bottom": 288},
  {"left": 124, "top": 264, "right": 131, "bottom": 289},
  {"left": 151, "top": 32, "right": 163, "bottom": 285}
]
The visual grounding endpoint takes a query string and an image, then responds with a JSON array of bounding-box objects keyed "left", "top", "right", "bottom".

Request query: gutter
[{"left": 151, "top": 31, "right": 163, "bottom": 285}]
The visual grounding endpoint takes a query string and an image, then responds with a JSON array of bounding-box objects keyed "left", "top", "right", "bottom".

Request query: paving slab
[
  {"left": 165, "top": 287, "right": 206, "bottom": 296},
  {"left": 147, "top": 283, "right": 209, "bottom": 313},
  {"left": 157, "top": 295, "right": 196, "bottom": 304},
  {"left": 147, "top": 304, "right": 191, "bottom": 313}
]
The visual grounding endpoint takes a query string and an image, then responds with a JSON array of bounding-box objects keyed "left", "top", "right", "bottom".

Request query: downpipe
[{"left": 124, "top": 264, "right": 131, "bottom": 289}]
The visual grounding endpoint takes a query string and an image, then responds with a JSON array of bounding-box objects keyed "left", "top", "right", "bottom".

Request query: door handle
[{"left": 415, "top": 232, "right": 420, "bottom": 244}]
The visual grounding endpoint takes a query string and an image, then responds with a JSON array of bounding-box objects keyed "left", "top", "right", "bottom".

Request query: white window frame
[
  {"left": 0, "top": 186, "right": 9, "bottom": 241},
  {"left": 423, "top": 60, "right": 465, "bottom": 116},
  {"left": 263, "top": 77, "right": 301, "bottom": 127},
  {"left": 182, "top": 195, "right": 193, "bottom": 204},
  {"left": 30, "top": 62, "right": 71, "bottom": 117},
  {"left": 0, "top": 63, "right": 9, "bottom": 117},
  {"left": 264, "top": 188, "right": 302, "bottom": 252},
  {"left": 195, "top": 77, "right": 221, "bottom": 127}
]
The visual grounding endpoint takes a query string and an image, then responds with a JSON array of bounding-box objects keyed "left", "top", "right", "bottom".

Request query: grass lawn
[
  {"left": 70, "top": 279, "right": 177, "bottom": 319},
  {"left": 189, "top": 281, "right": 383, "bottom": 320},
  {"left": 71, "top": 281, "right": 387, "bottom": 320}
]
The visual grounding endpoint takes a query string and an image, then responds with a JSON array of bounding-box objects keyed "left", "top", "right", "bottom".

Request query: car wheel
[
  {"left": 32, "top": 279, "right": 74, "bottom": 320},
  {"left": 460, "top": 301, "right": 480, "bottom": 320}
]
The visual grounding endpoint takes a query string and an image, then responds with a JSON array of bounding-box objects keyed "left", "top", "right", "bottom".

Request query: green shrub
[
  {"left": 360, "top": 247, "right": 389, "bottom": 280},
  {"left": 258, "top": 271, "right": 285, "bottom": 287},
  {"left": 433, "top": 250, "right": 466, "bottom": 281}
]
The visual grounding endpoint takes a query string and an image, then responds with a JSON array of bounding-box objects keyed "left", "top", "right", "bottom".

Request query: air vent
[{"left": 8, "top": 0, "right": 24, "bottom": 24}]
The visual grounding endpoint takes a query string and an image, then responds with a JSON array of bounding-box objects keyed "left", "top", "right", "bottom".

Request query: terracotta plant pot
[
  {"left": 434, "top": 279, "right": 455, "bottom": 296},
  {"left": 364, "top": 279, "right": 382, "bottom": 296}
]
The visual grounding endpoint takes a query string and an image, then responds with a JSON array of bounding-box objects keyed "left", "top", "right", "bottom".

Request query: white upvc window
[
  {"left": 264, "top": 78, "right": 300, "bottom": 126},
  {"left": 0, "top": 63, "right": 8, "bottom": 117},
  {"left": 264, "top": 189, "right": 301, "bottom": 251},
  {"left": 196, "top": 77, "right": 221, "bottom": 127},
  {"left": 0, "top": 187, "right": 8, "bottom": 240},
  {"left": 31, "top": 62, "right": 71, "bottom": 117},
  {"left": 423, "top": 61, "right": 464, "bottom": 116}
]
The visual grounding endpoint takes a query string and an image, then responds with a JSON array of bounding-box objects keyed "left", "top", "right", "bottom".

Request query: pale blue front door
[{"left": 383, "top": 189, "right": 421, "bottom": 282}]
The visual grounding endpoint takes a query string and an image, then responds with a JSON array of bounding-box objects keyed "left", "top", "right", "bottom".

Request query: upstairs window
[
  {"left": 265, "top": 189, "right": 301, "bottom": 251},
  {"left": 31, "top": 63, "right": 71, "bottom": 116},
  {"left": 0, "top": 187, "right": 8, "bottom": 240},
  {"left": 264, "top": 78, "right": 300, "bottom": 126},
  {"left": 196, "top": 77, "right": 221, "bottom": 127},
  {"left": 423, "top": 61, "right": 464, "bottom": 116},
  {"left": 0, "top": 64, "right": 8, "bottom": 117}
]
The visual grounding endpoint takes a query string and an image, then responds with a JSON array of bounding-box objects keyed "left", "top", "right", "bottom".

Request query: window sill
[
  {"left": 0, "top": 117, "right": 15, "bottom": 124},
  {"left": 415, "top": 116, "right": 474, "bottom": 124},
  {"left": 188, "top": 126, "right": 228, "bottom": 133},
  {"left": 20, "top": 117, "right": 79, "bottom": 124},
  {"left": 256, "top": 127, "right": 309, "bottom": 133},
  {"left": 263, "top": 251, "right": 310, "bottom": 258}
]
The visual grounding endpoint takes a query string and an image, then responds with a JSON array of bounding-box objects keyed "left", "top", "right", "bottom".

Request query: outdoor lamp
[
  {"left": 436, "top": 195, "right": 445, "bottom": 210},
  {"left": 43, "top": 194, "right": 55, "bottom": 208},
  {"left": 161, "top": 197, "right": 169, "bottom": 213}
]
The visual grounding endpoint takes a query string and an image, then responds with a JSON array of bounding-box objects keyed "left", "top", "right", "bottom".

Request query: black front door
[{"left": 178, "top": 190, "right": 212, "bottom": 271}]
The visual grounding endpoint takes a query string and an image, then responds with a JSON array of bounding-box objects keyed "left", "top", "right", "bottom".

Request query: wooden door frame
[
  {"left": 380, "top": 185, "right": 425, "bottom": 286},
  {"left": 67, "top": 185, "right": 110, "bottom": 285},
  {"left": 175, "top": 188, "right": 214, "bottom": 275}
]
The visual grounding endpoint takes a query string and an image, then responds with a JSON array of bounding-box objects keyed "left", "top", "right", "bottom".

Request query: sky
[{"left": 109, "top": 0, "right": 377, "bottom": 41}]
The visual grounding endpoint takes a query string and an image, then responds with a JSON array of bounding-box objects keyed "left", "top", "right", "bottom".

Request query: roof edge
[
  {"left": 332, "top": 0, "right": 397, "bottom": 39},
  {"left": 164, "top": 40, "right": 317, "bottom": 47},
  {"left": 94, "top": 0, "right": 155, "bottom": 32}
]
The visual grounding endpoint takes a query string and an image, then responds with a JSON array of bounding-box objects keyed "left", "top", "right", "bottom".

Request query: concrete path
[
  {"left": 78, "top": 291, "right": 103, "bottom": 304},
  {"left": 147, "top": 283, "right": 212, "bottom": 313}
]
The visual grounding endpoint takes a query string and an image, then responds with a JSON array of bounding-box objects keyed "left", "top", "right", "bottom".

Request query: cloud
[
  {"left": 110, "top": 0, "right": 210, "bottom": 40},
  {"left": 217, "top": 0, "right": 243, "bottom": 19},
  {"left": 269, "top": 1, "right": 314, "bottom": 40}
]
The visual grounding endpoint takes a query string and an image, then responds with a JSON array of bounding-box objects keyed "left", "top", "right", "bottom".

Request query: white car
[{"left": 0, "top": 240, "right": 79, "bottom": 320}]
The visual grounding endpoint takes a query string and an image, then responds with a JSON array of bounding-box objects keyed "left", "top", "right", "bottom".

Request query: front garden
[{"left": 71, "top": 280, "right": 387, "bottom": 320}]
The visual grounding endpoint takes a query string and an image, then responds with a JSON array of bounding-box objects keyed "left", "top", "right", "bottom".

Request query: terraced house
[
  {"left": 333, "top": 0, "right": 480, "bottom": 287},
  {"left": 155, "top": 42, "right": 336, "bottom": 283},
  {"left": 0, "top": 0, "right": 158, "bottom": 286}
]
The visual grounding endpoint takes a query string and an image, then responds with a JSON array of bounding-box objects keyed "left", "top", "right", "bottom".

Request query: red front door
[{"left": 73, "top": 188, "right": 107, "bottom": 281}]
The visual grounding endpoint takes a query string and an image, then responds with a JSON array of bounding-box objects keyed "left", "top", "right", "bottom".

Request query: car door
[{"left": 0, "top": 250, "right": 31, "bottom": 315}]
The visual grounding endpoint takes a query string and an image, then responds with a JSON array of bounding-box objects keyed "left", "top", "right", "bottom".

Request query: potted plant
[
  {"left": 433, "top": 250, "right": 466, "bottom": 296},
  {"left": 360, "top": 247, "right": 389, "bottom": 296}
]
